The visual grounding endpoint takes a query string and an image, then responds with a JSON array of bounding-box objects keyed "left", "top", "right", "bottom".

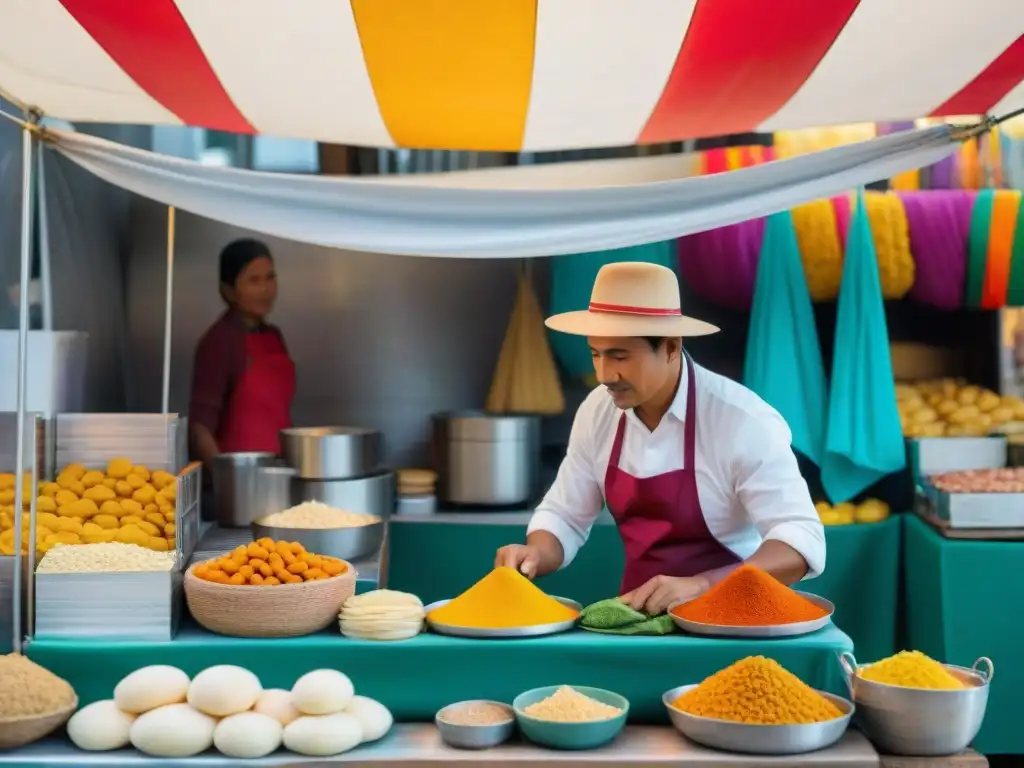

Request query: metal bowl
[
  {"left": 293, "top": 472, "right": 396, "bottom": 520},
  {"left": 435, "top": 701, "right": 515, "bottom": 749},
  {"left": 839, "top": 652, "right": 993, "bottom": 756},
  {"left": 280, "top": 427, "right": 382, "bottom": 480},
  {"left": 663, "top": 684, "right": 852, "bottom": 755},
  {"left": 252, "top": 518, "right": 384, "bottom": 562},
  {"left": 425, "top": 597, "right": 581, "bottom": 638},
  {"left": 670, "top": 592, "right": 834, "bottom": 638}
]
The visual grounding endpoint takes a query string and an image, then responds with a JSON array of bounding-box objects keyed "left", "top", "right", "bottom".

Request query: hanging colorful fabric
[
  {"left": 743, "top": 211, "right": 828, "bottom": 466},
  {"left": 981, "top": 190, "right": 1021, "bottom": 309},
  {"left": 831, "top": 195, "right": 852, "bottom": 251},
  {"left": 791, "top": 199, "right": 844, "bottom": 301},
  {"left": 1009, "top": 201, "right": 1024, "bottom": 308},
  {"left": 820, "top": 191, "right": 906, "bottom": 504},
  {"left": 548, "top": 242, "right": 676, "bottom": 381},
  {"left": 725, "top": 147, "right": 745, "bottom": 171},
  {"left": 903, "top": 191, "right": 974, "bottom": 311},
  {"left": 678, "top": 219, "right": 764, "bottom": 310},
  {"left": 966, "top": 190, "right": 995, "bottom": 308},
  {"left": 863, "top": 192, "right": 914, "bottom": 299}
]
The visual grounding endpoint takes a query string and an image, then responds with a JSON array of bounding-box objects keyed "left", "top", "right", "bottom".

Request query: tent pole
[
  {"left": 161, "top": 207, "right": 176, "bottom": 415},
  {"left": 37, "top": 144, "right": 52, "bottom": 332},
  {"left": 11, "top": 122, "right": 36, "bottom": 655}
]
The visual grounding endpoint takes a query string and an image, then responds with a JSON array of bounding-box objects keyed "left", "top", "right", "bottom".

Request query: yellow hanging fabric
[{"left": 791, "top": 199, "right": 844, "bottom": 301}]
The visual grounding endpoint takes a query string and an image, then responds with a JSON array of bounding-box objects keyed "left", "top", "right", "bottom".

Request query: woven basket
[
  {"left": 184, "top": 563, "right": 355, "bottom": 638},
  {"left": 0, "top": 698, "right": 77, "bottom": 750}
]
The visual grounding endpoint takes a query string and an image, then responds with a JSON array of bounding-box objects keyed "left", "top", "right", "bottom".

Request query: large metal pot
[
  {"left": 431, "top": 412, "right": 540, "bottom": 506},
  {"left": 280, "top": 427, "right": 382, "bottom": 480},
  {"left": 211, "top": 452, "right": 279, "bottom": 528},
  {"left": 292, "top": 471, "right": 396, "bottom": 519}
]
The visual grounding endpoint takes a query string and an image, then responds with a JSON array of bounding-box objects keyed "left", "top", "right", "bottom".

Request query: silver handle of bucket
[
  {"left": 972, "top": 657, "right": 994, "bottom": 683},
  {"left": 837, "top": 651, "right": 858, "bottom": 696}
]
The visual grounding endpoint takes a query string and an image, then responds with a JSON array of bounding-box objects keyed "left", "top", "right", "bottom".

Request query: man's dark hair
[{"left": 643, "top": 337, "right": 667, "bottom": 350}]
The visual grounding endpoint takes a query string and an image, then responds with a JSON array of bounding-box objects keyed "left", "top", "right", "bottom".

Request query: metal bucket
[
  {"left": 279, "top": 427, "right": 382, "bottom": 480},
  {"left": 839, "top": 652, "right": 992, "bottom": 756},
  {"left": 211, "top": 452, "right": 279, "bottom": 528}
]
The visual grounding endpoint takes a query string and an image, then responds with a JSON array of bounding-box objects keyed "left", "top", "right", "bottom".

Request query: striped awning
[{"left": 2, "top": 0, "right": 1022, "bottom": 152}]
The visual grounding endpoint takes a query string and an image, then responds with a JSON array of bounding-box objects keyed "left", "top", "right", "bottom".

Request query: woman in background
[{"left": 189, "top": 239, "right": 295, "bottom": 470}]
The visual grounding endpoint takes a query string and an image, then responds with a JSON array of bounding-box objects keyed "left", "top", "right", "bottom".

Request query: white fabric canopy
[{"left": 47, "top": 124, "right": 959, "bottom": 258}]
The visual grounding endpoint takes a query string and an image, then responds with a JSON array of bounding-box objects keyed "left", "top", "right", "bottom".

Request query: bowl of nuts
[{"left": 184, "top": 538, "right": 355, "bottom": 638}]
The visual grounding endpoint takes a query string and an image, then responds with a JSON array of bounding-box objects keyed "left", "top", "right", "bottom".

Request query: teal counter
[
  {"left": 388, "top": 515, "right": 902, "bottom": 661},
  {"left": 27, "top": 623, "right": 852, "bottom": 722},
  {"left": 903, "top": 513, "right": 1020, "bottom": 754}
]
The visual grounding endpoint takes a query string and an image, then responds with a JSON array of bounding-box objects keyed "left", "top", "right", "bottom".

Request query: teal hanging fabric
[
  {"left": 743, "top": 211, "right": 828, "bottom": 465},
  {"left": 548, "top": 241, "right": 675, "bottom": 381},
  {"left": 821, "top": 191, "right": 906, "bottom": 503}
]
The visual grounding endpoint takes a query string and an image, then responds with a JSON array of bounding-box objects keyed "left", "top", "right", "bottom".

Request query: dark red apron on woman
[
  {"left": 605, "top": 351, "right": 740, "bottom": 594},
  {"left": 217, "top": 330, "right": 296, "bottom": 455}
]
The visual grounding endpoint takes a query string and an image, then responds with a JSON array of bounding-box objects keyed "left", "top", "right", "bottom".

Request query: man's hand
[
  {"left": 494, "top": 544, "right": 543, "bottom": 579},
  {"left": 619, "top": 574, "right": 709, "bottom": 615}
]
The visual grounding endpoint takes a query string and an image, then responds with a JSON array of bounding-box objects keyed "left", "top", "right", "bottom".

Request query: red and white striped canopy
[{"left": 2, "top": 0, "right": 1023, "bottom": 152}]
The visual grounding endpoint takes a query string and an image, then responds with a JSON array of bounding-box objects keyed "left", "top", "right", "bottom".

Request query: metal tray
[
  {"left": 662, "top": 684, "right": 853, "bottom": 755},
  {"left": 670, "top": 592, "right": 834, "bottom": 638},
  {"left": 922, "top": 481, "right": 1024, "bottom": 529},
  {"left": 424, "top": 596, "right": 581, "bottom": 638}
]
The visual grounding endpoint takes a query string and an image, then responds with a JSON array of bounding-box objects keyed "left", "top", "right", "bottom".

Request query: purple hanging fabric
[
  {"left": 902, "top": 191, "right": 976, "bottom": 310},
  {"left": 929, "top": 154, "right": 956, "bottom": 189},
  {"left": 678, "top": 218, "right": 765, "bottom": 310}
]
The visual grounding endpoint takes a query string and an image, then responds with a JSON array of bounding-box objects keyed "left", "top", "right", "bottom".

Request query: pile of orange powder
[{"left": 672, "top": 564, "right": 827, "bottom": 627}]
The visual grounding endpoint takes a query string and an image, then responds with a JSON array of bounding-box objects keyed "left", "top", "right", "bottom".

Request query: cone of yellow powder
[{"left": 427, "top": 567, "right": 578, "bottom": 629}]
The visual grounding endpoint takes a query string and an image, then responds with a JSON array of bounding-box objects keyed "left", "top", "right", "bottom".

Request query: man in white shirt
[{"left": 496, "top": 262, "right": 825, "bottom": 615}]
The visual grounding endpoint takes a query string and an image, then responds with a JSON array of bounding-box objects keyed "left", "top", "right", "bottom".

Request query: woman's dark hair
[{"left": 219, "top": 238, "right": 271, "bottom": 303}]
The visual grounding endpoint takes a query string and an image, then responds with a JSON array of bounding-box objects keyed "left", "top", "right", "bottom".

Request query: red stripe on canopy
[
  {"left": 931, "top": 35, "right": 1024, "bottom": 116},
  {"left": 59, "top": 0, "right": 254, "bottom": 132},
  {"left": 639, "top": 0, "right": 859, "bottom": 144}
]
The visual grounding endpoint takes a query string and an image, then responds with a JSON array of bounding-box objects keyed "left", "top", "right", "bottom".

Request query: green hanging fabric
[
  {"left": 743, "top": 211, "right": 828, "bottom": 465},
  {"left": 1005, "top": 200, "right": 1024, "bottom": 307},
  {"left": 820, "top": 191, "right": 906, "bottom": 504},
  {"left": 966, "top": 190, "right": 995, "bottom": 308},
  {"left": 548, "top": 241, "right": 675, "bottom": 381}
]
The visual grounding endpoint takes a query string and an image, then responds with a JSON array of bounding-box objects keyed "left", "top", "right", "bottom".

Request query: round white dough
[
  {"left": 214, "top": 712, "right": 283, "bottom": 759},
  {"left": 67, "top": 700, "right": 136, "bottom": 751},
  {"left": 254, "top": 689, "right": 301, "bottom": 726},
  {"left": 291, "top": 670, "right": 354, "bottom": 715},
  {"left": 344, "top": 696, "right": 393, "bottom": 742},
  {"left": 187, "top": 665, "right": 263, "bottom": 717},
  {"left": 113, "top": 665, "right": 190, "bottom": 714},
  {"left": 283, "top": 713, "right": 363, "bottom": 757},
  {"left": 129, "top": 703, "right": 216, "bottom": 758}
]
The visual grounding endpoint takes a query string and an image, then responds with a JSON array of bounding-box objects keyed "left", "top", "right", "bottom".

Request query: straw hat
[{"left": 545, "top": 262, "right": 719, "bottom": 338}]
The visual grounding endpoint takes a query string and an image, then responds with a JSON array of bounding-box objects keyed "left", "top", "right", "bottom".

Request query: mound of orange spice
[
  {"left": 671, "top": 564, "right": 827, "bottom": 626},
  {"left": 193, "top": 538, "right": 347, "bottom": 586}
]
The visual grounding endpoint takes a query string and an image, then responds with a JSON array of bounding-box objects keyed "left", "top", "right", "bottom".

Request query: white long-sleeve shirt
[{"left": 527, "top": 357, "right": 826, "bottom": 577}]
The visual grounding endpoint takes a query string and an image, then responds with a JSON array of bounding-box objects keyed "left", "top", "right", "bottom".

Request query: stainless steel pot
[
  {"left": 292, "top": 470, "right": 396, "bottom": 519},
  {"left": 211, "top": 452, "right": 280, "bottom": 528},
  {"left": 255, "top": 466, "right": 296, "bottom": 519},
  {"left": 432, "top": 412, "right": 540, "bottom": 506},
  {"left": 280, "top": 427, "right": 383, "bottom": 480}
]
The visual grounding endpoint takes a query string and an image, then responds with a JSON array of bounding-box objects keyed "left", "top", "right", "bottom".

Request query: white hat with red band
[{"left": 545, "top": 262, "right": 720, "bottom": 338}]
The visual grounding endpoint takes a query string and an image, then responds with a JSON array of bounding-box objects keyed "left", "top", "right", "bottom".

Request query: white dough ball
[
  {"left": 67, "top": 700, "right": 136, "bottom": 751},
  {"left": 214, "top": 712, "right": 283, "bottom": 759},
  {"left": 254, "top": 689, "right": 301, "bottom": 726},
  {"left": 290, "top": 670, "right": 354, "bottom": 715},
  {"left": 283, "top": 713, "right": 363, "bottom": 757},
  {"left": 114, "top": 665, "right": 190, "bottom": 714},
  {"left": 187, "top": 665, "right": 263, "bottom": 717},
  {"left": 129, "top": 703, "right": 216, "bottom": 758},
  {"left": 344, "top": 696, "right": 393, "bottom": 742}
]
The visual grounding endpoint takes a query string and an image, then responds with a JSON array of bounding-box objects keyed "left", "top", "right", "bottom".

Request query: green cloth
[
  {"left": 386, "top": 519, "right": 900, "bottom": 662},
  {"left": 966, "top": 190, "right": 994, "bottom": 308},
  {"left": 903, "top": 514, "right": 1020, "bottom": 754},
  {"left": 27, "top": 624, "right": 852, "bottom": 722},
  {"left": 744, "top": 210, "right": 828, "bottom": 465},
  {"left": 1007, "top": 199, "right": 1024, "bottom": 307},
  {"left": 820, "top": 191, "right": 905, "bottom": 503},
  {"left": 579, "top": 599, "right": 675, "bottom": 635}
]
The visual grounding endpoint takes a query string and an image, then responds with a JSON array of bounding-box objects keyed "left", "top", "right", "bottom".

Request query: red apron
[
  {"left": 605, "top": 351, "right": 740, "bottom": 594},
  {"left": 217, "top": 330, "right": 296, "bottom": 455}
]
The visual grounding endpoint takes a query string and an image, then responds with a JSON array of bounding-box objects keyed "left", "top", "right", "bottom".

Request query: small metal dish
[
  {"left": 662, "top": 684, "right": 853, "bottom": 755},
  {"left": 839, "top": 651, "right": 993, "bottom": 756},
  {"left": 252, "top": 517, "right": 384, "bottom": 562},
  {"left": 670, "top": 592, "right": 834, "bottom": 638},
  {"left": 435, "top": 700, "right": 515, "bottom": 749},
  {"left": 424, "top": 597, "right": 581, "bottom": 638}
]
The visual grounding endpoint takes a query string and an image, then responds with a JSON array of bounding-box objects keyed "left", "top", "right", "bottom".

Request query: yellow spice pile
[
  {"left": 523, "top": 686, "right": 622, "bottom": 723},
  {"left": 859, "top": 651, "right": 963, "bottom": 690},
  {"left": 0, "top": 653, "right": 77, "bottom": 718},
  {"left": 673, "top": 656, "right": 841, "bottom": 725}
]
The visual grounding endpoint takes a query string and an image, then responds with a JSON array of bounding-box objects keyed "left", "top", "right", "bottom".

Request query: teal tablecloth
[
  {"left": 388, "top": 517, "right": 901, "bottom": 661},
  {"left": 903, "top": 513, "right": 1020, "bottom": 754},
  {"left": 27, "top": 624, "right": 851, "bottom": 722}
]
